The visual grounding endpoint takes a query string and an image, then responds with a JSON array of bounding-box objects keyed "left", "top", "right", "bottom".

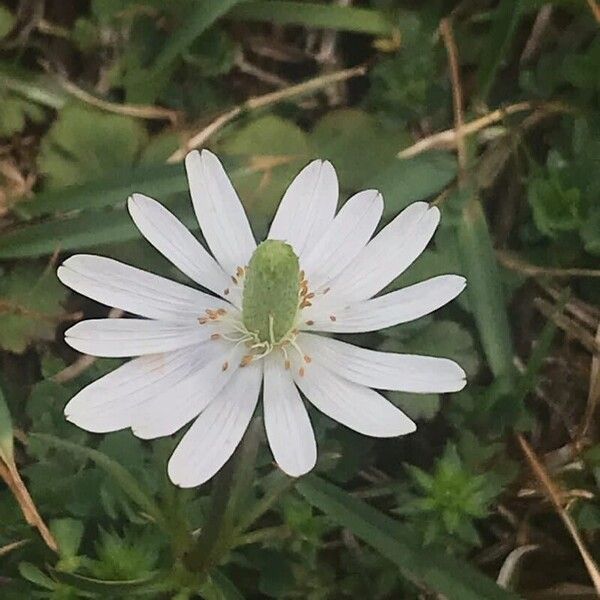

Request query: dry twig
[
  {"left": 497, "top": 250, "right": 600, "bottom": 279},
  {"left": 168, "top": 64, "right": 367, "bottom": 163},
  {"left": 439, "top": 18, "right": 467, "bottom": 181},
  {"left": 517, "top": 434, "right": 600, "bottom": 594}
]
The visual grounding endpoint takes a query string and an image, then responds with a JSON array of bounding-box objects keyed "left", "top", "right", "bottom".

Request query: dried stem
[
  {"left": 497, "top": 250, "right": 600, "bottom": 279},
  {"left": 0, "top": 459, "right": 57, "bottom": 551},
  {"left": 168, "top": 64, "right": 367, "bottom": 163},
  {"left": 517, "top": 434, "right": 600, "bottom": 594},
  {"left": 53, "top": 73, "right": 180, "bottom": 123},
  {"left": 397, "top": 101, "right": 567, "bottom": 159},
  {"left": 440, "top": 18, "right": 467, "bottom": 182}
]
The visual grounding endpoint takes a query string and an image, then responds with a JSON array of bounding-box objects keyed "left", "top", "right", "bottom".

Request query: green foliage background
[{"left": 1, "top": 1, "right": 599, "bottom": 598}]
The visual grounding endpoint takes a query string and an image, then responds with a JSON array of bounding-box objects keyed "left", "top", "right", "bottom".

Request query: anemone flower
[{"left": 58, "top": 150, "right": 466, "bottom": 487}]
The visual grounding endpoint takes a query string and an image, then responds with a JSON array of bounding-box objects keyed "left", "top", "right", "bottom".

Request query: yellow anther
[{"left": 240, "top": 355, "right": 253, "bottom": 367}]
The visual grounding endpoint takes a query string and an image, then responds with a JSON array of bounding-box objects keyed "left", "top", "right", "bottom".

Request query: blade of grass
[
  {"left": 457, "top": 196, "right": 515, "bottom": 383},
  {"left": 229, "top": 1, "right": 394, "bottom": 35},
  {"left": 297, "top": 475, "right": 518, "bottom": 600},
  {"left": 20, "top": 163, "right": 186, "bottom": 218},
  {"left": 151, "top": 0, "right": 241, "bottom": 76}
]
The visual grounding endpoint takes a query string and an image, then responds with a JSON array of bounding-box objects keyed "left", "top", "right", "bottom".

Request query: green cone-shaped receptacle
[{"left": 242, "top": 240, "right": 300, "bottom": 343}]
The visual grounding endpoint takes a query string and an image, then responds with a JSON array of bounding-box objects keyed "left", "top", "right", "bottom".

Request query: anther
[
  {"left": 198, "top": 317, "right": 208, "bottom": 325},
  {"left": 222, "top": 361, "right": 229, "bottom": 371},
  {"left": 323, "top": 287, "right": 331, "bottom": 295},
  {"left": 329, "top": 314, "right": 337, "bottom": 322},
  {"left": 299, "top": 270, "right": 305, "bottom": 280},
  {"left": 236, "top": 266, "right": 244, "bottom": 278},
  {"left": 240, "top": 355, "right": 253, "bottom": 367},
  {"left": 231, "top": 276, "right": 238, "bottom": 285},
  {"left": 300, "top": 299, "right": 312, "bottom": 308},
  {"left": 306, "top": 292, "right": 315, "bottom": 299},
  {"left": 304, "top": 355, "right": 312, "bottom": 363},
  {"left": 217, "top": 308, "right": 226, "bottom": 316},
  {"left": 210, "top": 333, "right": 221, "bottom": 340},
  {"left": 285, "top": 359, "right": 291, "bottom": 370},
  {"left": 299, "top": 367, "right": 305, "bottom": 377},
  {"left": 224, "top": 288, "right": 230, "bottom": 295}
]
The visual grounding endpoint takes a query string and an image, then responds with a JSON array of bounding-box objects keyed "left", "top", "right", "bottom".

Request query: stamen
[
  {"left": 299, "top": 270, "right": 305, "bottom": 281},
  {"left": 306, "top": 292, "right": 315, "bottom": 300},
  {"left": 300, "top": 299, "right": 312, "bottom": 309},
  {"left": 210, "top": 333, "right": 221, "bottom": 340},
  {"left": 285, "top": 360, "right": 291, "bottom": 370},
  {"left": 198, "top": 317, "right": 207, "bottom": 325},
  {"left": 322, "top": 287, "right": 331, "bottom": 295},
  {"left": 217, "top": 308, "right": 227, "bottom": 316},
  {"left": 240, "top": 355, "right": 253, "bottom": 367},
  {"left": 224, "top": 288, "right": 230, "bottom": 295},
  {"left": 231, "top": 275, "right": 238, "bottom": 285},
  {"left": 299, "top": 367, "right": 305, "bottom": 377},
  {"left": 236, "top": 266, "right": 244, "bottom": 278},
  {"left": 304, "top": 355, "right": 312, "bottom": 363},
  {"left": 305, "top": 320, "right": 314, "bottom": 326},
  {"left": 329, "top": 314, "right": 337, "bottom": 322},
  {"left": 222, "top": 361, "right": 229, "bottom": 371}
]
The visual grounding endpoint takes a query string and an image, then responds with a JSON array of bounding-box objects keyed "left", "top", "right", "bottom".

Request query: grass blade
[
  {"left": 297, "top": 475, "right": 517, "bottom": 600},
  {"left": 229, "top": 1, "right": 394, "bottom": 35},
  {"left": 457, "top": 196, "right": 515, "bottom": 384}
]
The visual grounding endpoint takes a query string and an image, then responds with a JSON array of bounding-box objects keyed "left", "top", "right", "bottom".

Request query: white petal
[
  {"left": 130, "top": 342, "right": 246, "bottom": 439},
  {"left": 128, "top": 194, "right": 231, "bottom": 299},
  {"left": 65, "top": 318, "right": 216, "bottom": 357},
  {"left": 299, "top": 333, "right": 466, "bottom": 393},
  {"left": 167, "top": 362, "right": 262, "bottom": 488},
  {"left": 294, "top": 362, "right": 415, "bottom": 437},
  {"left": 263, "top": 354, "right": 316, "bottom": 477},
  {"left": 326, "top": 202, "right": 440, "bottom": 303},
  {"left": 268, "top": 160, "right": 338, "bottom": 258},
  {"left": 58, "top": 255, "right": 229, "bottom": 322},
  {"left": 303, "top": 275, "right": 466, "bottom": 334},
  {"left": 65, "top": 347, "right": 203, "bottom": 433},
  {"left": 301, "top": 190, "right": 383, "bottom": 290},
  {"left": 185, "top": 150, "right": 256, "bottom": 275}
]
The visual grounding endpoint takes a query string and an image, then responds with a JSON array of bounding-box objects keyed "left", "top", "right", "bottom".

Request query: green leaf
[
  {"left": 311, "top": 109, "right": 400, "bottom": 191},
  {"left": 0, "top": 6, "right": 15, "bottom": 38},
  {"left": 220, "top": 115, "right": 312, "bottom": 232},
  {"left": 528, "top": 175, "right": 583, "bottom": 237},
  {"left": 30, "top": 433, "right": 166, "bottom": 529},
  {"left": 369, "top": 153, "right": 457, "bottom": 218},
  {"left": 151, "top": 0, "right": 241, "bottom": 76},
  {"left": 457, "top": 196, "right": 515, "bottom": 384},
  {"left": 0, "top": 264, "right": 68, "bottom": 353},
  {"left": 38, "top": 104, "right": 148, "bottom": 188},
  {"left": 22, "top": 163, "right": 186, "bottom": 217},
  {"left": 387, "top": 392, "right": 440, "bottom": 421},
  {"left": 0, "top": 384, "right": 14, "bottom": 465},
  {"left": 230, "top": 1, "right": 394, "bottom": 35},
  {"left": 50, "top": 569, "right": 164, "bottom": 596},
  {"left": 50, "top": 518, "right": 84, "bottom": 560},
  {"left": 19, "top": 562, "right": 57, "bottom": 591},
  {"left": 383, "top": 320, "right": 478, "bottom": 421},
  {"left": 297, "top": 475, "right": 517, "bottom": 599}
]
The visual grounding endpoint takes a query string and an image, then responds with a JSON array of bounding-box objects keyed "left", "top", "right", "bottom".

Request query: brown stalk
[
  {"left": 168, "top": 64, "right": 367, "bottom": 163},
  {"left": 517, "top": 434, "right": 600, "bottom": 594}
]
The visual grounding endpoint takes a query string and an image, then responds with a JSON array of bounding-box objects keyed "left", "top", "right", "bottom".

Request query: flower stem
[{"left": 183, "top": 418, "right": 262, "bottom": 574}]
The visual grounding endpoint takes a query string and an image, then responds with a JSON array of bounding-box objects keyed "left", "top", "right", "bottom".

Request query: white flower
[{"left": 57, "top": 150, "right": 466, "bottom": 488}]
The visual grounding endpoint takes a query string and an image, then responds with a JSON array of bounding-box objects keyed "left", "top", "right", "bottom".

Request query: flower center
[{"left": 242, "top": 240, "right": 300, "bottom": 344}]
